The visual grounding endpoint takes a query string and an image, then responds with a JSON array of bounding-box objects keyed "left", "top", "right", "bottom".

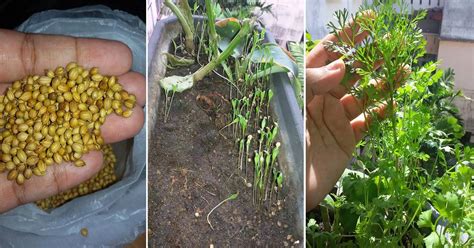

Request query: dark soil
[{"left": 148, "top": 60, "right": 301, "bottom": 247}]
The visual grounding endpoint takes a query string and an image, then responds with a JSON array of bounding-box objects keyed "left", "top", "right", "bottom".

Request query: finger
[
  {"left": 306, "top": 10, "right": 376, "bottom": 68},
  {"left": 101, "top": 105, "right": 144, "bottom": 144},
  {"left": 0, "top": 29, "right": 132, "bottom": 83},
  {"left": 322, "top": 95, "right": 356, "bottom": 157},
  {"left": 328, "top": 59, "right": 384, "bottom": 99},
  {"left": 0, "top": 150, "right": 103, "bottom": 213},
  {"left": 307, "top": 95, "right": 333, "bottom": 147},
  {"left": 351, "top": 103, "right": 389, "bottom": 142},
  {"left": 118, "top": 71, "right": 146, "bottom": 107},
  {"left": 340, "top": 65, "right": 411, "bottom": 120},
  {"left": 340, "top": 77, "right": 385, "bottom": 120},
  {"left": 306, "top": 59, "right": 345, "bottom": 99}
]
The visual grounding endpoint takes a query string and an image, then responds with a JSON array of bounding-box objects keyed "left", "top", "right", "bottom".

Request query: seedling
[
  {"left": 238, "top": 136, "right": 245, "bottom": 169},
  {"left": 266, "top": 89, "right": 273, "bottom": 114},
  {"left": 163, "top": 84, "right": 178, "bottom": 122},
  {"left": 260, "top": 150, "right": 271, "bottom": 202},
  {"left": 207, "top": 192, "right": 239, "bottom": 230},
  {"left": 271, "top": 142, "right": 280, "bottom": 166},
  {"left": 244, "top": 134, "right": 253, "bottom": 177},
  {"left": 253, "top": 151, "right": 263, "bottom": 205},
  {"left": 270, "top": 165, "right": 283, "bottom": 205}
]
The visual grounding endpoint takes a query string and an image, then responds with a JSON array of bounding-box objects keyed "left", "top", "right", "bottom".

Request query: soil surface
[{"left": 149, "top": 60, "right": 301, "bottom": 247}]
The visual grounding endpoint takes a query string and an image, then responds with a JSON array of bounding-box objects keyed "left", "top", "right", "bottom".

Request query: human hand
[
  {"left": 0, "top": 29, "right": 146, "bottom": 213},
  {"left": 305, "top": 13, "right": 390, "bottom": 210}
]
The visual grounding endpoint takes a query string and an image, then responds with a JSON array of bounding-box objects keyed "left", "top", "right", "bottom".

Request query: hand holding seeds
[{"left": 0, "top": 30, "right": 145, "bottom": 213}]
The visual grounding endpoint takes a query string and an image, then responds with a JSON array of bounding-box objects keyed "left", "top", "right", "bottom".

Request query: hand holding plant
[
  {"left": 307, "top": 1, "right": 472, "bottom": 246},
  {"left": 305, "top": 10, "right": 411, "bottom": 210}
]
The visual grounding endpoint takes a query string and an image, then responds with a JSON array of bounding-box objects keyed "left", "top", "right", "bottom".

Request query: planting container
[{"left": 148, "top": 16, "right": 304, "bottom": 234}]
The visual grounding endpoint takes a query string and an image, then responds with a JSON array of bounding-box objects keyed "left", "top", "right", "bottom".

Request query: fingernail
[{"left": 325, "top": 59, "right": 344, "bottom": 72}]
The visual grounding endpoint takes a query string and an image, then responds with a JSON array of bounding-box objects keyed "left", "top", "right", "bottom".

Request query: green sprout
[
  {"left": 163, "top": 84, "right": 178, "bottom": 122},
  {"left": 238, "top": 136, "right": 245, "bottom": 170},
  {"left": 244, "top": 134, "right": 253, "bottom": 177},
  {"left": 260, "top": 150, "right": 271, "bottom": 202},
  {"left": 266, "top": 89, "right": 274, "bottom": 113},
  {"left": 271, "top": 142, "right": 280, "bottom": 166},
  {"left": 207, "top": 192, "right": 239, "bottom": 230}
]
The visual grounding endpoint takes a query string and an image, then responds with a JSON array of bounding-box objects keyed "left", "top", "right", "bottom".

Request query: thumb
[{"left": 306, "top": 59, "right": 345, "bottom": 97}]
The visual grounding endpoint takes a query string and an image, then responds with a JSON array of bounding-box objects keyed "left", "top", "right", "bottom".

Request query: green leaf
[
  {"left": 307, "top": 218, "right": 317, "bottom": 228},
  {"left": 416, "top": 209, "right": 433, "bottom": 229},
  {"left": 433, "top": 191, "right": 462, "bottom": 222},
  {"left": 160, "top": 75, "right": 194, "bottom": 92},
  {"left": 339, "top": 204, "right": 359, "bottom": 233},
  {"left": 215, "top": 18, "right": 244, "bottom": 56},
  {"left": 228, "top": 192, "right": 239, "bottom": 200},
  {"left": 423, "top": 232, "right": 443, "bottom": 248},
  {"left": 276, "top": 172, "right": 283, "bottom": 188},
  {"left": 250, "top": 43, "right": 298, "bottom": 77},
  {"left": 216, "top": 18, "right": 241, "bottom": 38},
  {"left": 321, "top": 195, "right": 335, "bottom": 208}
]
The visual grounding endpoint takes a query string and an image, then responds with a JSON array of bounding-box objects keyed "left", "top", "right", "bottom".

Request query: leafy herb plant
[{"left": 307, "top": 0, "right": 473, "bottom": 247}]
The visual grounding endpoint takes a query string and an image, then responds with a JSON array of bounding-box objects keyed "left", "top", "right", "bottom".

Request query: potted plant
[
  {"left": 306, "top": 1, "right": 473, "bottom": 247},
  {"left": 148, "top": 1, "right": 304, "bottom": 246}
]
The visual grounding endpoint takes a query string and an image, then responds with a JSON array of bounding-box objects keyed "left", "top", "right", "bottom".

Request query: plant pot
[{"left": 148, "top": 16, "right": 304, "bottom": 239}]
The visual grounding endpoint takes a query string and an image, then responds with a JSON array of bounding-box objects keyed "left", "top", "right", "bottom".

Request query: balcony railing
[{"left": 408, "top": 0, "right": 444, "bottom": 10}]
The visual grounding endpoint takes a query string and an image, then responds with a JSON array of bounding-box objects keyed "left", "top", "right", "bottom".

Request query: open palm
[{"left": 0, "top": 29, "right": 145, "bottom": 213}]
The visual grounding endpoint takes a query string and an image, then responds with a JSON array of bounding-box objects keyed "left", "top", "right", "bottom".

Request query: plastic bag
[{"left": 0, "top": 5, "right": 146, "bottom": 247}]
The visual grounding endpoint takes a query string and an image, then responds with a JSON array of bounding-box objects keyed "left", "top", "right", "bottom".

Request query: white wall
[
  {"left": 438, "top": 40, "right": 474, "bottom": 134},
  {"left": 306, "top": 0, "right": 444, "bottom": 39},
  {"left": 306, "top": 0, "right": 364, "bottom": 39},
  {"left": 261, "top": 0, "right": 305, "bottom": 44},
  {"left": 146, "top": 0, "right": 162, "bottom": 41}
]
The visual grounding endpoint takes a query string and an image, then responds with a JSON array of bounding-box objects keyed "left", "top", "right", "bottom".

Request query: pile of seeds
[
  {"left": 0, "top": 62, "right": 136, "bottom": 185},
  {"left": 36, "top": 144, "right": 117, "bottom": 210}
]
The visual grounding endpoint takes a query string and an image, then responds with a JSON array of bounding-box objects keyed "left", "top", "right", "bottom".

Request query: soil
[{"left": 148, "top": 60, "right": 301, "bottom": 246}]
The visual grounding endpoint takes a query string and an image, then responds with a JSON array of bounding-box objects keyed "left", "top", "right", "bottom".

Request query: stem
[
  {"left": 193, "top": 19, "right": 252, "bottom": 82},
  {"left": 261, "top": 152, "right": 271, "bottom": 202},
  {"left": 321, "top": 206, "right": 332, "bottom": 232},
  {"left": 164, "top": 90, "right": 169, "bottom": 122},
  {"left": 207, "top": 192, "right": 239, "bottom": 230},
  {"left": 164, "top": 0, "right": 195, "bottom": 54},
  {"left": 249, "top": 65, "right": 288, "bottom": 81},
  {"left": 178, "top": 0, "right": 194, "bottom": 33},
  {"left": 398, "top": 203, "right": 422, "bottom": 243},
  {"left": 205, "top": 0, "right": 218, "bottom": 57}
]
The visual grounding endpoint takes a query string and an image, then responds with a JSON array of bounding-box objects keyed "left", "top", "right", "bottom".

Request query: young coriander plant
[{"left": 308, "top": 0, "right": 473, "bottom": 247}]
